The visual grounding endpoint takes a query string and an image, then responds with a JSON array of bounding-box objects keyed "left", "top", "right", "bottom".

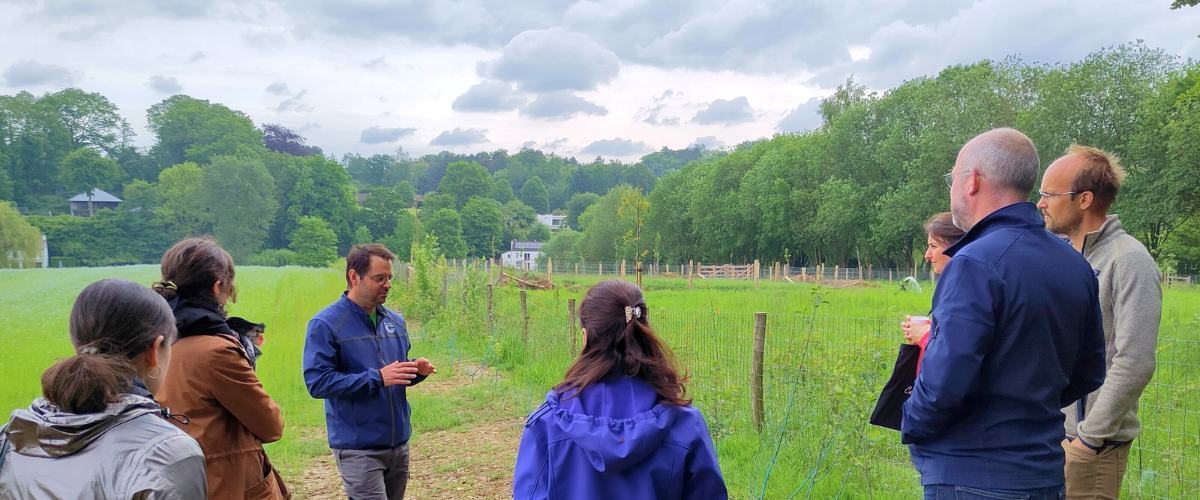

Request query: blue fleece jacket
[
  {"left": 901, "top": 202, "right": 1107, "bottom": 488},
  {"left": 303, "top": 294, "right": 426, "bottom": 450},
  {"left": 513, "top": 376, "right": 727, "bottom": 500}
]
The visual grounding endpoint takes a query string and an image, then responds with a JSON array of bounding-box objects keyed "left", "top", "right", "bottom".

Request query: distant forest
[{"left": 2, "top": 41, "right": 1198, "bottom": 273}]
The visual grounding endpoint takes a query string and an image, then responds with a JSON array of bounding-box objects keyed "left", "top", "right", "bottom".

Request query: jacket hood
[
  {"left": 171, "top": 296, "right": 233, "bottom": 339},
  {"left": 4, "top": 395, "right": 162, "bottom": 458},
  {"left": 945, "top": 202, "right": 1043, "bottom": 258},
  {"left": 547, "top": 376, "right": 678, "bottom": 474}
]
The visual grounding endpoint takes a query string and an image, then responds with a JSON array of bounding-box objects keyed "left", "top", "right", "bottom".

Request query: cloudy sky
[{"left": 2, "top": 0, "right": 1198, "bottom": 161}]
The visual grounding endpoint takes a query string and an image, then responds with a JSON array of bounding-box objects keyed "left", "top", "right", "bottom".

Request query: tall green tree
[
  {"left": 147, "top": 95, "right": 265, "bottom": 167},
  {"left": 424, "top": 208, "right": 467, "bottom": 258},
  {"left": 521, "top": 176, "right": 550, "bottom": 213},
  {"left": 460, "top": 197, "right": 504, "bottom": 257},
  {"left": 42, "top": 88, "right": 133, "bottom": 156},
  {"left": 565, "top": 192, "right": 600, "bottom": 230},
  {"left": 202, "top": 156, "right": 278, "bottom": 262},
  {"left": 489, "top": 178, "right": 516, "bottom": 204},
  {"left": 290, "top": 216, "right": 339, "bottom": 267},
  {"left": 438, "top": 161, "right": 492, "bottom": 209},
  {"left": 157, "top": 162, "right": 211, "bottom": 235},
  {"left": 0, "top": 202, "right": 42, "bottom": 268},
  {"left": 59, "top": 147, "right": 124, "bottom": 216}
]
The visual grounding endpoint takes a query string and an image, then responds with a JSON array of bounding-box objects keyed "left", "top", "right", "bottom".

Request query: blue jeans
[{"left": 924, "top": 485, "right": 1066, "bottom": 500}]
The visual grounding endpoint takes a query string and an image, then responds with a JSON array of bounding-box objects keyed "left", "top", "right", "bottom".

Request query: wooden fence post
[
  {"left": 889, "top": 268, "right": 893, "bottom": 284},
  {"left": 548, "top": 257, "right": 553, "bottom": 286},
  {"left": 520, "top": 290, "right": 528, "bottom": 342},
  {"left": 752, "top": 312, "right": 767, "bottom": 433},
  {"left": 754, "top": 260, "right": 760, "bottom": 289},
  {"left": 575, "top": 262, "right": 579, "bottom": 277},
  {"left": 868, "top": 264, "right": 873, "bottom": 282},
  {"left": 486, "top": 284, "right": 493, "bottom": 325},
  {"left": 834, "top": 265, "right": 839, "bottom": 283},
  {"left": 568, "top": 298, "right": 578, "bottom": 355},
  {"left": 689, "top": 260, "right": 694, "bottom": 290},
  {"left": 621, "top": 260, "right": 626, "bottom": 278}
]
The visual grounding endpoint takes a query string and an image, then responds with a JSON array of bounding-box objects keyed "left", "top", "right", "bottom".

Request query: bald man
[
  {"left": 1039, "top": 145, "right": 1161, "bottom": 500},
  {"left": 902, "top": 129, "right": 1107, "bottom": 500}
]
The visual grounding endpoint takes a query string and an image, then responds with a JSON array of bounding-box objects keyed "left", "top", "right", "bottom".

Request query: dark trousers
[
  {"left": 333, "top": 443, "right": 410, "bottom": 500},
  {"left": 924, "top": 484, "right": 1066, "bottom": 500}
]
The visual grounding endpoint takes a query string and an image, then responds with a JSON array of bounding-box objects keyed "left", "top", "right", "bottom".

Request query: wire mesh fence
[{"left": 409, "top": 264, "right": 1198, "bottom": 499}]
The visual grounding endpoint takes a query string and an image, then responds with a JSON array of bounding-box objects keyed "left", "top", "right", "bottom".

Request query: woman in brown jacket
[{"left": 154, "top": 237, "right": 290, "bottom": 499}]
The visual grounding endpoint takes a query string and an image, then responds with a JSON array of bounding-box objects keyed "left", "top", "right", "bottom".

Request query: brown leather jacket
[{"left": 158, "top": 334, "right": 290, "bottom": 499}]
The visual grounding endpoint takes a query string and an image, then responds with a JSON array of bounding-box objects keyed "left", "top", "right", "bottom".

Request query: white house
[
  {"left": 536, "top": 214, "right": 566, "bottom": 232},
  {"left": 501, "top": 240, "right": 545, "bottom": 271}
]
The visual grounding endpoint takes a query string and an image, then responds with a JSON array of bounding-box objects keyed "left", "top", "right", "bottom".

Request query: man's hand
[
  {"left": 414, "top": 357, "right": 437, "bottom": 377},
  {"left": 380, "top": 361, "right": 418, "bottom": 386}
]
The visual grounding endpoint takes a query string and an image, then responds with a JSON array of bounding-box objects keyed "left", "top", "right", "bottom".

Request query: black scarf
[{"left": 169, "top": 296, "right": 233, "bottom": 339}]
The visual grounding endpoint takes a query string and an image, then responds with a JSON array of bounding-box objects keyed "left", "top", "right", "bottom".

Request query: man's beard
[
  {"left": 951, "top": 192, "right": 973, "bottom": 232},
  {"left": 1045, "top": 208, "right": 1082, "bottom": 235}
]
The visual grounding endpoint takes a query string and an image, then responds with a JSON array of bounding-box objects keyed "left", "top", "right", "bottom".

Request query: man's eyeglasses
[
  {"left": 365, "top": 273, "right": 396, "bottom": 285},
  {"left": 943, "top": 170, "right": 985, "bottom": 188},
  {"left": 1038, "top": 190, "right": 1080, "bottom": 199}
]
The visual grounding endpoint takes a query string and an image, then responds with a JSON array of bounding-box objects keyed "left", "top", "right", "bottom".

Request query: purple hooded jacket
[{"left": 513, "top": 376, "right": 728, "bottom": 500}]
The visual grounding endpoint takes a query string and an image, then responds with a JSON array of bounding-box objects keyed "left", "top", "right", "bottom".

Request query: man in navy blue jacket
[
  {"left": 304, "top": 244, "right": 436, "bottom": 500},
  {"left": 902, "top": 128, "right": 1106, "bottom": 499}
]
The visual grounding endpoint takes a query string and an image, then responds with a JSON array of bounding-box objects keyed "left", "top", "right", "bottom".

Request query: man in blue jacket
[
  {"left": 304, "top": 244, "right": 436, "bottom": 500},
  {"left": 902, "top": 128, "right": 1106, "bottom": 499}
]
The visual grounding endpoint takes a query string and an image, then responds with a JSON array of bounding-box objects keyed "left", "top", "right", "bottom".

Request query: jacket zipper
[{"left": 372, "top": 315, "right": 398, "bottom": 448}]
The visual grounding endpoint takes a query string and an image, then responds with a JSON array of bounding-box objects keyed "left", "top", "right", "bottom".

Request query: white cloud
[
  {"left": 580, "top": 137, "right": 652, "bottom": 157},
  {"left": 360, "top": 126, "right": 417, "bottom": 144},
  {"left": 520, "top": 91, "right": 607, "bottom": 120},
  {"left": 482, "top": 28, "right": 621, "bottom": 92},
  {"left": 147, "top": 75, "right": 183, "bottom": 94},
  {"left": 452, "top": 81, "right": 525, "bottom": 112},
  {"left": 2, "top": 60, "right": 77, "bottom": 87},
  {"left": 692, "top": 96, "right": 755, "bottom": 125},
  {"left": 430, "top": 127, "right": 489, "bottom": 147}
]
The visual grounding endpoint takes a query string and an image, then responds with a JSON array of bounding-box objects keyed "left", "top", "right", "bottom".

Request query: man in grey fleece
[{"left": 1037, "top": 144, "right": 1162, "bottom": 500}]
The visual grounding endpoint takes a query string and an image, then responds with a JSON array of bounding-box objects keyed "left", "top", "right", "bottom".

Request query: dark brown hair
[
  {"left": 346, "top": 243, "right": 395, "bottom": 288},
  {"left": 41, "top": 278, "right": 177, "bottom": 413},
  {"left": 1066, "top": 144, "right": 1126, "bottom": 214},
  {"left": 924, "top": 212, "right": 965, "bottom": 247},
  {"left": 555, "top": 280, "right": 690, "bottom": 406},
  {"left": 154, "top": 237, "right": 236, "bottom": 308}
]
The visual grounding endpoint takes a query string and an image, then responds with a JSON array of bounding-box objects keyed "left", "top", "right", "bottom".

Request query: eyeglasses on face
[
  {"left": 365, "top": 273, "right": 396, "bottom": 285},
  {"left": 1038, "top": 190, "right": 1080, "bottom": 199},
  {"left": 943, "top": 170, "right": 985, "bottom": 187}
]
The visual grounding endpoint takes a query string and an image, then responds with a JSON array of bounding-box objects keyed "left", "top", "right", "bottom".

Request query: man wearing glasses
[
  {"left": 902, "top": 128, "right": 1107, "bottom": 499},
  {"left": 304, "top": 243, "right": 436, "bottom": 500},
  {"left": 1039, "top": 145, "right": 1160, "bottom": 500}
]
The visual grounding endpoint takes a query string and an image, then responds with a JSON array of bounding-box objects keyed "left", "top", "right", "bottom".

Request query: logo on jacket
[
  {"left": 1093, "top": 268, "right": 1100, "bottom": 277},
  {"left": 384, "top": 321, "right": 396, "bottom": 334}
]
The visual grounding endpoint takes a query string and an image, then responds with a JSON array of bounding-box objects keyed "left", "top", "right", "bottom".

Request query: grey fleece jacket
[{"left": 1063, "top": 214, "right": 1161, "bottom": 448}]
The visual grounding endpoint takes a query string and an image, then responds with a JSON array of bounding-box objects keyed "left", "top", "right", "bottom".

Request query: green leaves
[{"left": 289, "top": 216, "right": 338, "bottom": 267}]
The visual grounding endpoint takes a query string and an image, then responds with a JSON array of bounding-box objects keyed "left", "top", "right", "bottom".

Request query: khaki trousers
[{"left": 1063, "top": 439, "right": 1131, "bottom": 500}]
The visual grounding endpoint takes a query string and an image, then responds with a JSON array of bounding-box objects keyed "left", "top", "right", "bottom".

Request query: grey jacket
[
  {"left": 0, "top": 394, "right": 207, "bottom": 500},
  {"left": 1063, "top": 215, "right": 1162, "bottom": 447}
]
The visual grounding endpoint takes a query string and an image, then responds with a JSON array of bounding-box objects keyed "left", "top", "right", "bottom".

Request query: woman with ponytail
[
  {"left": 153, "top": 237, "right": 289, "bottom": 500},
  {"left": 513, "top": 279, "right": 727, "bottom": 500},
  {"left": 0, "top": 278, "right": 206, "bottom": 499}
]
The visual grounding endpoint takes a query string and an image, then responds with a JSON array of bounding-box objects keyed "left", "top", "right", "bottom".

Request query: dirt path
[{"left": 291, "top": 365, "right": 527, "bottom": 499}]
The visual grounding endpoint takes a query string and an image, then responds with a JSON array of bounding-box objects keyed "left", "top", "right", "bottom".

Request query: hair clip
[
  {"left": 151, "top": 281, "right": 178, "bottom": 291},
  {"left": 79, "top": 346, "right": 99, "bottom": 355},
  {"left": 624, "top": 306, "right": 641, "bottom": 322}
]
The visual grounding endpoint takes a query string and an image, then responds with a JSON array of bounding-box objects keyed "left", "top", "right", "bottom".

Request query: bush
[
  {"left": 290, "top": 216, "right": 339, "bottom": 267},
  {"left": 247, "top": 249, "right": 296, "bottom": 267}
]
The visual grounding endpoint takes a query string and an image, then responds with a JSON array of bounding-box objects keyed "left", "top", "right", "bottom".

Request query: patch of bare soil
[{"left": 290, "top": 364, "right": 523, "bottom": 500}]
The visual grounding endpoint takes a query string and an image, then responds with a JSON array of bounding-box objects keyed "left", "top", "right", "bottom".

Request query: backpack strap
[{"left": 0, "top": 424, "right": 10, "bottom": 471}]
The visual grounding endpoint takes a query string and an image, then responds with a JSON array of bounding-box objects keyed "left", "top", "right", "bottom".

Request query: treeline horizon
[{"left": 3, "top": 41, "right": 1199, "bottom": 273}]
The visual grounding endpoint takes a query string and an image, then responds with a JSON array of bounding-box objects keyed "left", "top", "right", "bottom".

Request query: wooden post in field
[
  {"left": 754, "top": 260, "right": 760, "bottom": 290},
  {"left": 621, "top": 260, "right": 626, "bottom": 278},
  {"left": 442, "top": 274, "right": 448, "bottom": 307},
  {"left": 689, "top": 260, "right": 694, "bottom": 290},
  {"left": 834, "top": 265, "right": 839, "bottom": 283},
  {"left": 801, "top": 267, "right": 807, "bottom": 281},
  {"left": 548, "top": 257, "right": 553, "bottom": 286},
  {"left": 868, "top": 264, "right": 872, "bottom": 282},
  {"left": 486, "top": 284, "right": 493, "bottom": 325},
  {"left": 520, "top": 290, "right": 529, "bottom": 342},
  {"left": 575, "top": 263, "right": 579, "bottom": 277},
  {"left": 568, "top": 299, "right": 578, "bottom": 355},
  {"left": 752, "top": 312, "right": 767, "bottom": 433},
  {"left": 889, "top": 268, "right": 893, "bottom": 284}
]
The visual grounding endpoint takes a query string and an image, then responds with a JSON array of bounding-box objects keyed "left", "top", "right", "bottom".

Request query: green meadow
[{"left": 1, "top": 266, "right": 1196, "bottom": 499}]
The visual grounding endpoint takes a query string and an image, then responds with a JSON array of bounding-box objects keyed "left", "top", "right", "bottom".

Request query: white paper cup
[{"left": 910, "top": 316, "right": 930, "bottom": 326}]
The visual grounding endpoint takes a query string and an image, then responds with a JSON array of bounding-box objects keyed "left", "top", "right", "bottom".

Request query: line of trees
[
  {"left": 539, "top": 42, "right": 1200, "bottom": 274},
  {"left": 0, "top": 87, "right": 710, "bottom": 266},
  {"left": 3, "top": 41, "right": 1198, "bottom": 273}
]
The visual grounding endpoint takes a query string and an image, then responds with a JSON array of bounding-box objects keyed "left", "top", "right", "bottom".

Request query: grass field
[{"left": 1, "top": 265, "right": 1197, "bottom": 499}]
